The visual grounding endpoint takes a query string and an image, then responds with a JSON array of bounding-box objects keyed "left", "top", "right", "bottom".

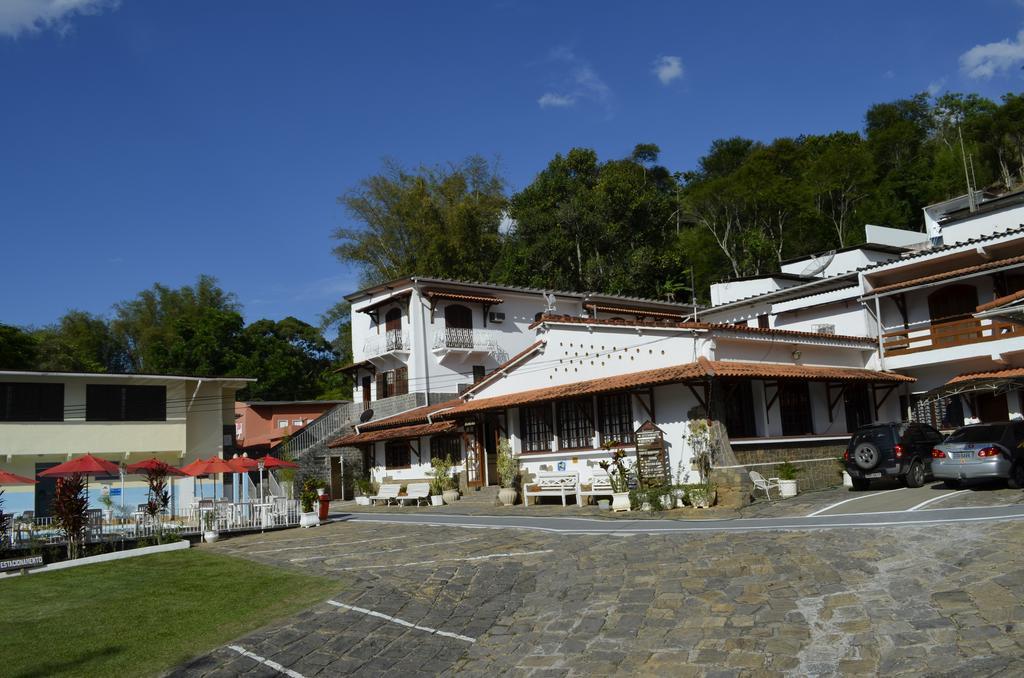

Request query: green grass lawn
[{"left": 0, "top": 548, "right": 340, "bottom": 678}]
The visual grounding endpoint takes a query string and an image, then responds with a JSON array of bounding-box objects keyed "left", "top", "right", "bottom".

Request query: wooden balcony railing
[{"left": 882, "top": 317, "right": 1019, "bottom": 356}]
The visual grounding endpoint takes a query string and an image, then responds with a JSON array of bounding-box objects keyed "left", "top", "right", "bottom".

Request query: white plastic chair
[{"left": 749, "top": 470, "right": 780, "bottom": 501}]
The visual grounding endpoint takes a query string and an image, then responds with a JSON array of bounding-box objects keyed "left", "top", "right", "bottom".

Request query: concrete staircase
[{"left": 457, "top": 485, "right": 501, "bottom": 507}]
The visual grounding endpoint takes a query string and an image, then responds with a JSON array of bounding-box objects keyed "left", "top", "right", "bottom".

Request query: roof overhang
[{"left": 328, "top": 420, "right": 457, "bottom": 447}]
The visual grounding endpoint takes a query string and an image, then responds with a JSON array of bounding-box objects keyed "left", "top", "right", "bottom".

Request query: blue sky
[{"left": 2, "top": 1, "right": 1023, "bottom": 335}]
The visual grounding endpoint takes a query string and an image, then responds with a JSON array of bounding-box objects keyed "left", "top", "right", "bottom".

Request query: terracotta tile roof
[
  {"left": 869, "top": 254, "right": 1024, "bottom": 296},
  {"left": 587, "top": 304, "right": 687, "bottom": 319},
  {"left": 946, "top": 366, "right": 1024, "bottom": 386},
  {"left": 358, "top": 399, "right": 463, "bottom": 432},
  {"left": 433, "top": 358, "right": 912, "bottom": 420},
  {"left": 438, "top": 363, "right": 709, "bottom": 418},
  {"left": 328, "top": 421, "right": 457, "bottom": 447},
  {"left": 976, "top": 289, "right": 1024, "bottom": 312},
  {"left": 423, "top": 289, "right": 504, "bottom": 305},
  {"left": 356, "top": 289, "right": 413, "bottom": 315},
  {"left": 701, "top": 359, "right": 915, "bottom": 383},
  {"left": 459, "top": 340, "right": 546, "bottom": 398},
  {"left": 532, "top": 314, "right": 874, "bottom": 344}
]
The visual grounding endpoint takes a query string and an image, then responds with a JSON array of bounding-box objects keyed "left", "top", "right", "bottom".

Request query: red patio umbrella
[
  {"left": 0, "top": 469, "right": 37, "bottom": 485},
  {"left": 38, "top": 453, "right": 119, "bottom": 478},
  {"left": 261, "top": 455, "right": 299, "bottom": 469},
  {"left": 125, "top": 458, "right": 186, "bottom": 476},
  {"left": 180, "top": 456, "right": 234, "bottom": 500},
  {"left": 227, "top": 455, "right": 259, "bottom": 473}
]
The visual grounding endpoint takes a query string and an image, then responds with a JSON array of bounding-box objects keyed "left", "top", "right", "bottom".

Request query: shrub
[
  {"left": 52, "top": 474, "right": 89, "bottom": 560},
  {"left": 300, "top": 477, "right": 322, "bottom": 513},
  {"left": 0, "top": 489, "right": 9, "bottom": 553},
  {"left": 429, "top": 456, "right": 456, "bottom": 494},
  {"left": 495, "top": 438, "right": 519, "bottom": 489},
  {"left": 777, "top": 462, "right": 802, "bottom": 481}
]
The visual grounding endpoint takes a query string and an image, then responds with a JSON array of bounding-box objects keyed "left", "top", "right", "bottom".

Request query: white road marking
[
  {"left": 248, "top": 534, "right": 405, "bottom": 555},
  {"left": 326, "top": 600, "right": 476, "bottom": 643},
  {"left": 291, "top": 536, "right": 479, "bottom": 563},
  {"left": 344, "top": 511, "right": 1024, "bottom": 534},
  {"left": 908, "top": 490, "right": 970, "bottom": 511},
  {"left": 227, "top": 645, "right": 306, "bottom": 678},
  {"left": 805, "top": 488, "right": 907, "bottom": 517},
  {"left": 327, "top": 549, "right": 554, "bottom": 571}
]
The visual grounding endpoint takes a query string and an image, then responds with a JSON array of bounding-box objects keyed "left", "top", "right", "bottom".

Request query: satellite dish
[
  {"left": 800, "top": 250, "right": 835, "bottom": 277},
  {"left": 359, "top": 408, "right": 374, "bottom": 423}
]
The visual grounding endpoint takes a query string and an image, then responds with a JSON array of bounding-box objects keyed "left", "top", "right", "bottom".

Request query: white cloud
[
  {"left": 959, "top": 28, "right": 1024, "bottom": 79},
  {"left": 538, "top": 92, "right": 575, "bottom": 108},
  {"left": 882, "top": 69, "right": 895, "bottom": 79},
  {"left": 0, "top": 0, "right": 119, "bottom": 38},
  {"left": 537, "top": 47, "right": 612, "bottom": 113},
  {"left": 927, "top": 78, "right": 947, "bottom": 97},
  {"left": 652, "top": 55, "right": 683, "bottom": 85}
]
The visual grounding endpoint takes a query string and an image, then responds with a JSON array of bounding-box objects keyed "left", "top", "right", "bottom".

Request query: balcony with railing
[
  {"left": 432, "top": 327, "right": 500, "bottom": 356},
  {"left": 362, "top": 329, "right": 409, "bottom": 360},
  {"left": 882, "top": 317, "right": 1020, "bottom": 358}
]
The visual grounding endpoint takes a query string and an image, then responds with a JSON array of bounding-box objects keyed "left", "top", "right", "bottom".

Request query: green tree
[
  {"left": 333, "top": 156, "right": 507, "bottom": 287},
  {"left": 802, "top": 132, "right": 875, "bottom": 247},
  {"left": 33, "top": 310, "right": 127, "bottom": 373},
  {"left": 0, "top": 324, "right": 39, "bottom": 369},
  {"left": 234, "top": 317, "right": 343, "bottom": 401},
  {"left": 111, "top": 275, "right": 243, "bottom": 374}
]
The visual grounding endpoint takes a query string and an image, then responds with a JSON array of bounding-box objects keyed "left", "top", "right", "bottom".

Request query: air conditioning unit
[
  {"left": 489, "top": 311, "right": 506, "bottom": 323},
  {"left": 813, "top": 323, "right": 836, "bottom": 335}
]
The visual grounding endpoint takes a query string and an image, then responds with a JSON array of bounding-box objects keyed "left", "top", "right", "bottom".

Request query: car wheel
[
  {"left": 905, "top": 460, "right": 925, "bottom": 488},
  {"left": 852, "top": 442, "right": 881, "bottom": 471},
  {"left": 1008, "top": 462, "right": 1024, "bottom": 490},
  {"left": 942, "top": 479, "right": 960, "bottom": 490},
  {"left": 851, "top": 477, "right": 871, "bottom": 491}
]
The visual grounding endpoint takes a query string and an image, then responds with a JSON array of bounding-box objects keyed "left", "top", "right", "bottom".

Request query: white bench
[
  {"left": 576, "top": 472, "right": 614, "bottom": 506},
  {"left": 400, "top": 482, "right": 431, "bottom": 506},
  {"left": 369, "top": 484, "right": 402, "bottom": 506},
  {"left": 523, "top": 472, "right": 579, "bottom": 507}
]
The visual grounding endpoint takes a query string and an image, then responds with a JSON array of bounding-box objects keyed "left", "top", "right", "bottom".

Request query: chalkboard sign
[{"left": 635, "top": 420, "right": 669, "bottom": 488}]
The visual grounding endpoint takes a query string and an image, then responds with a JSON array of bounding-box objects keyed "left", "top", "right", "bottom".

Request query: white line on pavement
[
  {"left": 290, "top": 536, "right": 480, "bottom": 563},
  {"left": 326, "top": 600, "right": 476, "bottom": 643},
  {"left": 249, "top": 534, "right": 406, "bottom": 555},
  {"left": 327, "top": 549, "right": 554, "bottom": 571},
  {"left": 227, "top": 645, "right": 306, "bottom": 678},
  {"left": 908, "top": 490, "right": 970, "bottom": 511},
  {"left": 805, "top": 488, "right": 907, "bottom": 517}
]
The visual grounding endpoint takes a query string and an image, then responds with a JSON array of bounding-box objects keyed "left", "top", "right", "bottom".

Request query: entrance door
[
  {"left": 329, "top": 456, "right": 344, "bottom": 500},
  {"left": 843, "top": 384, "right": 873, "bottom": 431},
  {"left": 975, "top": 392, "right": 1009, "bottom": 422},
  {"left": 361, "top": 376, "right": 371, "bottom": 409},
  {"left": 463, "top": 426, "right": 483, "bottom": 488},
  {"left": 444, "top": 304, "right": 473, "bottom": 349},
  {"left": 484, "top": 415, "right": 499, "bottom": 486},
  {"left": 385, "top": 307, "right": 403, "bottom": 350},
  {"left": 35, "top": 462, "right": 58, "bottom": 517}
]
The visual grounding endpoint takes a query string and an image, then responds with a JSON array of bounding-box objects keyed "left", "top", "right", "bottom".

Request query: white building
[
  {"left": 0, "top": 371, "right": 252, "bottom": 516},
  {"left": 330, "top": 189, "right": 1024, "bottom": 499}
]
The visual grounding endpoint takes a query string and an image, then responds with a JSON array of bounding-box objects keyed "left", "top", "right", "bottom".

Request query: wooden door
[
  {"left": 928, "top": 284, "right": 980, "bottom": 347},
  {"left": 463, "top": 426, "right": 483, "bottom": 488},
  {"left": 975, "top": 392, "right": 1009, "bottom": 423},
  {"left": 385, "top": 307, "right": 403, "bottom": 350}
]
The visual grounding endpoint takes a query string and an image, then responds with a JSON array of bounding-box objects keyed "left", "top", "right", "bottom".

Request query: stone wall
[{"left": 727, "top": 443, "right": 847, "bottom": 492}]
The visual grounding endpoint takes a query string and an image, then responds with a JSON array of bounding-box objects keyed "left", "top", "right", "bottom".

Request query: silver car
[{"left": 931, "top": 421, "right": 1024, "bottom": 489}]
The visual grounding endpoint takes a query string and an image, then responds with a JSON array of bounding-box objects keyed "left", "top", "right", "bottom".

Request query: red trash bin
[{"left": 318, "top": 494, "right": 331, "bottom": 521}]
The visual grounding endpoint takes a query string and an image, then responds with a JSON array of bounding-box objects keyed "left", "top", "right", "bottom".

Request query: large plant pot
[
  {"left": 300, "top": 512, "right": 320, "bottom": 528},
  {"left": 442, "top": 489, "right": 460, "bottom": 505},
  {"left": 611, "top": 492, "right": 631, "bottom": 512},
  {"left": 204, "top": 530, "right": 219, "bottom": 544},
  {"left": 689, "top": 488, "right": 717, "bottom": 508},
  {"left": 498, "top": 488, "right": 517, "bottom": 507},
  {"left": 355, "top": 496, "right": 371, "bottom": 506},
  {"left": 430, "top": 495, "right": 444, "bottom": 506},
  {"left": 842, "top": 471, "right": 853, "bottom": 488},
  {"left": 779, "top": 479, "right": 798, "bottom": 498}
]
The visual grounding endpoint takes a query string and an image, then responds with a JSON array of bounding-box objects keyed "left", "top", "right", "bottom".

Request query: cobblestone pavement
[{"left": 170, "top": 515, "right": 1024, "bottom": 677}]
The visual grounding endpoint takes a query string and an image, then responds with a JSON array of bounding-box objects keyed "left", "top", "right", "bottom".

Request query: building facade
[
  {"left": 234, "top": 400, "right": 348, "bottom": 452},
  {"left": 0, "top": 371, "right": 252, "bottom": 515}
]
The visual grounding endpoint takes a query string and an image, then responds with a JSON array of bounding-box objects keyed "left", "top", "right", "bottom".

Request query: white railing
[
  {"left": 432, "top": 327, "right": 500, "bottom": 352},
  {"left": 362, "top": 329, "right": 409, "bottom": 358},
  {"left": 4, "top": 500, "right": 302, "bottom": 547}
]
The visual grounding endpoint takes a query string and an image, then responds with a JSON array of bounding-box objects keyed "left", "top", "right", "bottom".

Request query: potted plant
[
  {"left": 354, "top": 477, "right": 373, "bottom": 506},
  {"left": 203, "top": 510, "right": 219, "bottom": 543},
  {"left": 496, "top": 438, "right": 519, "bottom": 507},
  {"left": 428, "top": 472, "right": 444, "bottom": 506},
  {"left": 598, "top": 444, "right": 633, "bottom": 512},
  {"left": 777, "top": 462, "right": 801, "bottom": 498},
  {"left": 299, "top": 478, "right": 321, "bottom": 528},
  {"left": 98, "top": 491, "right": 115, "bottom": 524},
  {"left": 430, "top": 456, "right": 459, "bottom": 504},
  {"left": 838, "top": 455, "right": 852, "bottom": 488},
  {"left": 686, "top": 419, "right": 718, "bottom": 508}
]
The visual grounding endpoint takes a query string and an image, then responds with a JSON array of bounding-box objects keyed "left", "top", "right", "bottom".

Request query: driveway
[{"left": 171, "top": 510, "right": 1024, "bottom": 677}]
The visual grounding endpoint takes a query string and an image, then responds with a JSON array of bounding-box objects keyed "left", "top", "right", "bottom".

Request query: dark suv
[{"left": 844, "top": 422, "right": 944, "bottom": 491}]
